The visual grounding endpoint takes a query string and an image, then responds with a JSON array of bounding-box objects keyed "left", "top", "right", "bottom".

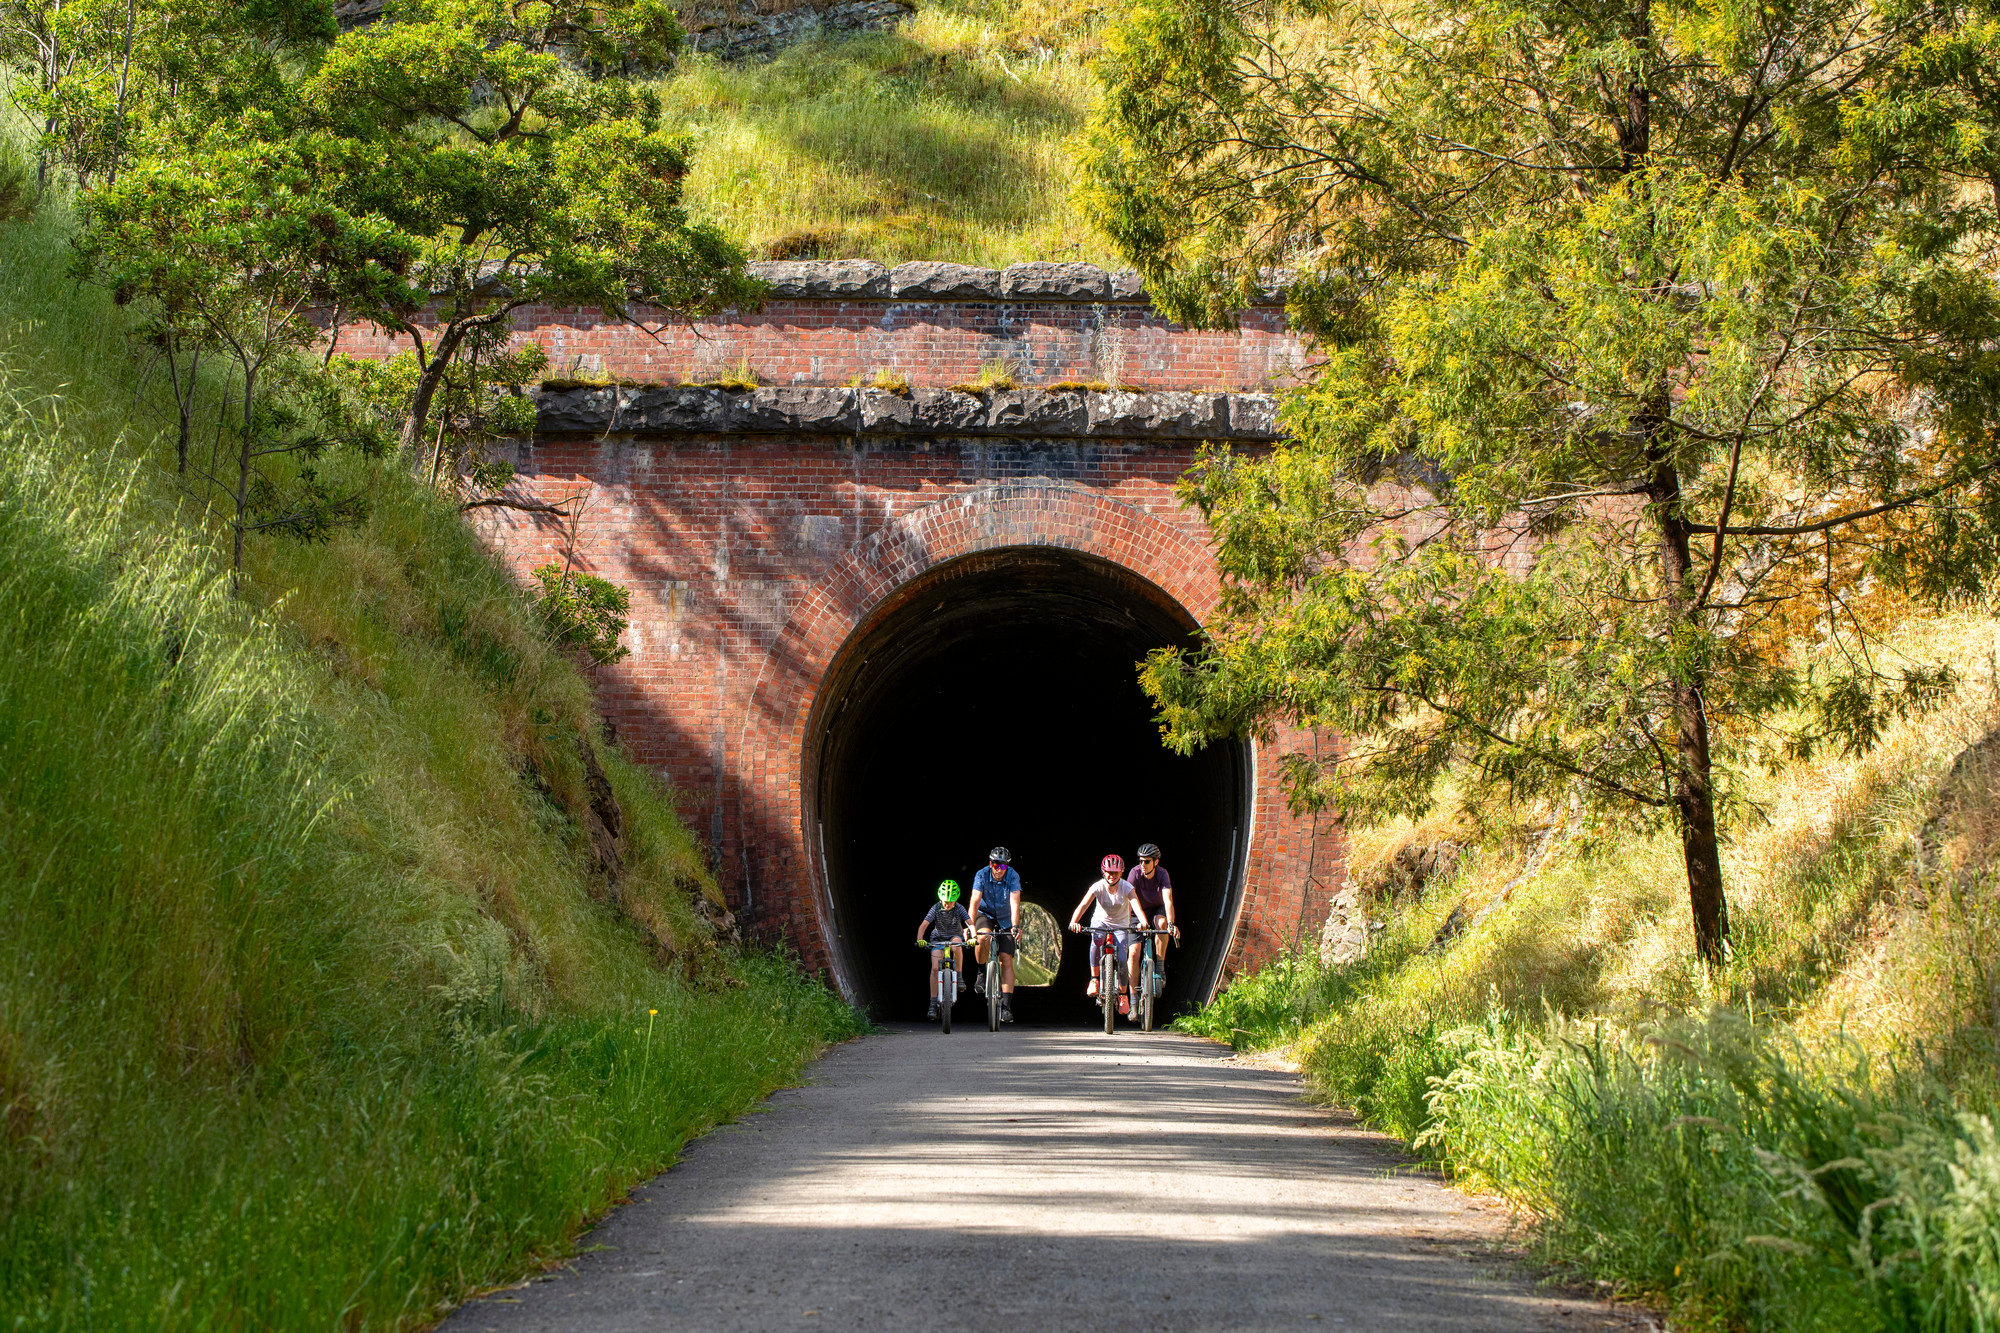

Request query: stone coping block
[
  {"left": 536, "top": 384, "right": 1284, "bottom": 441},
  {"left": 743, "top": 259, "right": 1289, "bottom": 306}
]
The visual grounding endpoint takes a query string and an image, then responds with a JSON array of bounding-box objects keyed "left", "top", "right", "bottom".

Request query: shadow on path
[{"left": 445, "top": 1029, "right": 1657, "bottom": 1332}]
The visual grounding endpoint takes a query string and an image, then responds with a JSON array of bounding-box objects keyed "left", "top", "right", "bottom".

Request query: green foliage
[
  {"left": 74, "top": 133, "right": 401, "bottom": 573},
  {"left": 1419, "top": 1014, "right": 2000, "bottom": 1330},
  {"left": 0, "top": 0, "right": 333, "bottom": 187},
  {"left": 533, "top": 562, "right": 633, "bottom": 666},
  {"left": 1191, "top": 640, "right": 2000, "bottom": 1328},
  {"left": 0, "top": 168, "right": 861, "bottom": 1326},
  {"left": 20, "top": 0, "right": 758, "bottom": 500},
  {"left": 330, "top": 339, "right": 547, "bottom": 494},
  {"left": 305, "top": 0, "right": 762, "bottom": 455},
  {"left": 1092, "top": 0, "right": 2000, "bottom": 962}
]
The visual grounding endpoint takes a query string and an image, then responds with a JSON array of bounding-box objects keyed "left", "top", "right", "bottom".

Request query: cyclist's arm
[
  {"left": 1161, "top": 887, "right": 1178, "bottom": 931},
  {"left": 1067, "top": 888, "right": 1095, "bottom": 930},
  {"left": 916, "top": 914, "right": 934, "bottom": 945},
  {"left": 1008, "top": 886, "right": 1021, "bottom": 927}
]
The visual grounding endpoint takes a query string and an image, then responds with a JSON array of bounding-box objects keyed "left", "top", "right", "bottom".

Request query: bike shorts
[
  {"left": 1088, "top": 928, "right": 1133, "bottom": 969},
  {"left": 976, "top": 918, "right": 1017, "bottom": 955},
  {"left": 928, "top": 941, "right": 961, "bottom": 957}
]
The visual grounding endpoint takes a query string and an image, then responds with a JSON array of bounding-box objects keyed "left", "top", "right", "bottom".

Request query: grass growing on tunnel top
[
  {"left": 1184, "top": 612, "right": 2000, "bottom": 1327},
  {"left": 657, "top": 0, "right": 1119, "bottom": 267},
  {"left": 0, "top": 184, "right": 863, "bottom": 1326}
]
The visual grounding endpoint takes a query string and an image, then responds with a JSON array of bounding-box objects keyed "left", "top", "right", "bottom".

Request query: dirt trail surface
[{"left": 446, "top": 1027, "right": 1652, "bottom": 1332}]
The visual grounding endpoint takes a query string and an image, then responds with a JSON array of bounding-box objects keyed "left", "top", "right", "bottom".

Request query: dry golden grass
[{"left": 1312, "top": 610, "right": 2000, "bottom": 1069}]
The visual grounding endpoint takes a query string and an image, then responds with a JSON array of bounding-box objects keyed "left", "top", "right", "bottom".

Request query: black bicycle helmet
[
  {"left": 1137, "top": 843, "right": 1161, "bottom": 860},
  {"left": 987, "top": 846, "right": 1012, "bottom": 864}
]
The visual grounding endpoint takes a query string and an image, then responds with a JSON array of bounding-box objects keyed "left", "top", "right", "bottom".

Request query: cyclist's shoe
[
  {"left": 926, "top": 1001, "right": 939, "bottom": 1021},
  {"left": 1086, "top": 977, "right": 1099, "bottom": 998},
  {"left": 1001, "top": 997, "right": 1014, "bottom": 1022},
  {"left": 972, "top": 971, "right": 986, "bottom": 995},
  {"left": 1117, "top": 992, "right": 1130, "bottom": 1017}
]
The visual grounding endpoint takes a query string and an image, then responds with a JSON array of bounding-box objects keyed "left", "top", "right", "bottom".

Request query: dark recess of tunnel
[{"left": 810, "top": 547, "right": 1249, "bottom": 1024}]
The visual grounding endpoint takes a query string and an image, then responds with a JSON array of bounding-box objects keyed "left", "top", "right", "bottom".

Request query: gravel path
[{"left": 444, "top": 1027, "right": 1654, "bottom": 1332}]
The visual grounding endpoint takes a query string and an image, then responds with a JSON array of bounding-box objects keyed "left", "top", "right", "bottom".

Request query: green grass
[
  {"left": 0, "top": 185, "right": 863, "bottom": 1327},
  {"left": 660, "top": 0, "right": 1116, "bottom": 266},
  {"left": 1185, "top": 611, "right": 2000, "bottom": 1327}
]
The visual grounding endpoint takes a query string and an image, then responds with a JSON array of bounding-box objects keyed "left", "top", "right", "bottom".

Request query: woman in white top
[{"left": 1068, "top": 853, "right": 1141, "bottom": 1015}]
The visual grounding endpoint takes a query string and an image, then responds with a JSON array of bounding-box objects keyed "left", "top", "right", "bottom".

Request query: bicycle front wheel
[
  {"left": 1101, "top": 950, "right": 1116, "bottom": 1034},
  {"left": 987, "top": 955, "right": 1000, "bottom": 1031},
  {"left": 1141, "top": 954, "right": 1156, "bottom": 1032}
]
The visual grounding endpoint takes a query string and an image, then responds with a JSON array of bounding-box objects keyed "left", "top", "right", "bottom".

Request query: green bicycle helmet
[{"left": 936, "top": 879, "right": 961, "bottom": 903}]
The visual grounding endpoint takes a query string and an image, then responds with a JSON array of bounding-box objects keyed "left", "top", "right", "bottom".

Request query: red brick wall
[
  {"left": 325, "top": 298, "right": 1306, "bottom": 393},
  {"left": 473, "top": 432, "right": 1342, "bottom": 999}
]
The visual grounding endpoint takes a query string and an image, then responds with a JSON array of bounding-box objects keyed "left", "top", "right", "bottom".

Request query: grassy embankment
[
  {"left": 1186, "top": 613, "right": 2000, "bottom": 1328},
  {"left": 0, "top": 187, "right": 862, "bottom": 1328},
  {"left": 659, "top": 0, "right": 1110, "bottom": 266}
]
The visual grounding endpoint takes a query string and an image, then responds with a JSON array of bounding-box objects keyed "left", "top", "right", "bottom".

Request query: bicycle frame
[
  {"left": 918, "top": 938, "right": 964, "bottom": 1033},
  {"left": 1129, "top": 928, "right": 1173, "bottom": 1032},
  {"left": 1090, "top": 926, "right": 1129, "bottom": 1034},
  {"left": 978, "top": 927, "right": 1016, "bottom": 1031}
]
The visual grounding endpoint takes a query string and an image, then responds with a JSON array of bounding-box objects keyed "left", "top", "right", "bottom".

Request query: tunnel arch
[
  {"left": 806, "top": 546, "right": 1251, "bottom": 1020},
  {"left": 733, "top": 480, "right": 1258, "bottom": 1014}
]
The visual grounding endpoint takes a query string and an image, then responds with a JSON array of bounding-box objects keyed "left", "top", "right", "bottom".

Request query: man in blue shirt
[{"left": 967, "top": 845, "right": 1023, "bottom": 1022}]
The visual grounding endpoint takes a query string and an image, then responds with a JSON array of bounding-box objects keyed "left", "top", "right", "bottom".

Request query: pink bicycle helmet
[{"left": 1101, "top": 853, "right": 1126, "bottom": 874}]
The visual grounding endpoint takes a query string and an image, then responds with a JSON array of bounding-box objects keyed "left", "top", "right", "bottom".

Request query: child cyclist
[
  {"left": 915, "top": 879, "right": 973, "bottom": 1021},
  {"left": 1067, "top": 854, "right": 1143, "bottom": 1018}
]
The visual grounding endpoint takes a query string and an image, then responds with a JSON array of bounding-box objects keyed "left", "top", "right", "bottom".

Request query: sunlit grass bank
[
  {"left": 1187, "top": 613, "right": 2000, "bottom": 1328},
  {"left": 0, "top": 195, "right": 862, "bottom": 1327},
  {"left": 660, "top": 0, "right": 1113, "bottom": 266}
]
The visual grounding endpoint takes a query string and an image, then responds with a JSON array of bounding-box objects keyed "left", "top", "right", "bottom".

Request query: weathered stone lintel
[
  {"left": 745, "top": 259, "right": 1289, "bottom": 306},
  {"left": 537, "top": 385, "right": 1283, "bottom": 441}
]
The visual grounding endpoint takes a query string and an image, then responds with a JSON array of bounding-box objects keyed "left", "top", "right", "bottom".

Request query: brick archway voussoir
[{"left": 731, "top": 480, "right": 1224, "bottom": 991}]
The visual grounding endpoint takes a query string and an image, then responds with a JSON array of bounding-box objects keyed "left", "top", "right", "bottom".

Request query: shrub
[{"left": 532, "top": 564, "right": 633, "bottom": 666}]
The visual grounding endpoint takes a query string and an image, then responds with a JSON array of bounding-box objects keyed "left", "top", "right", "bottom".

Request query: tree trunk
[
  {"left": 1647, "top": 440, "right": 1731, "bottom": 968},
  {"left": 231, "top": 364, "right": 256, "bottom": 592},
  {"left": 399, "top": 322, "right": 465, "bottom": 461},
  {"left": 166, "top": 340, "right": 199, "bottom": 475}
]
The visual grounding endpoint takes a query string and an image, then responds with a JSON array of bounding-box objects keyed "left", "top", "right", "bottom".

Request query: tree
[
  {"left": 76, "top": 132, "right": 404, "bottom": 582},
  {"left": 0, "top": 0, "right": 333, "bottom": 188},
  {"left": 1087, "top": 0, "right": 2000, "bottom": 964},
  {"left": 300, "top": 0, "right": 762, "bottom": 461}
]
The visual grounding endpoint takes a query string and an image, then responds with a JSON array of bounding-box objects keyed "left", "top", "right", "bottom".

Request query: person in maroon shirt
[{"left": 1123, "top": 843, "right": 1178, "bottom": 982}]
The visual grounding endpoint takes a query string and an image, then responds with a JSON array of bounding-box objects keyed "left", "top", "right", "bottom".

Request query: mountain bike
[
  {"left": 1130, "top": 927, "right": 1174, "bottom": 1032},
  {"left": 979, "top": 927, "right": 1017, "bottom": 1031},
  {"left": 917, "top": 938, "right": 964, "bottom": 1033}
]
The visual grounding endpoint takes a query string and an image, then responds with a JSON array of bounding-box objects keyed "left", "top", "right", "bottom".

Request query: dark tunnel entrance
[{"left": 809, "top": 547, "right": 1250, "bottom": 1022}]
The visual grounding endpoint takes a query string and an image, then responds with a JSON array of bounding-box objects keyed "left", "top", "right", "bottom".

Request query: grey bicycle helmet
[
  {"left": 987, "top": 846, "right": 1011, "bottom": 864},
  {"left": 1137, "top": 843, "right": 1161, "bottom": 860}
]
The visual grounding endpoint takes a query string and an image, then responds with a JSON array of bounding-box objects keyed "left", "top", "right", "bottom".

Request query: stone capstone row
[
  {"left": 684, "top": 0, "right": 914, "bottom": 60},
  {"left": 536, "top": 384, "right": 1283, "bottom": 441},
  {"left": 745, "top": 258, "right": 1289, "bottom": 306},
  {"left": 337, "top": 0, "right": 910, "bottom": 58}
]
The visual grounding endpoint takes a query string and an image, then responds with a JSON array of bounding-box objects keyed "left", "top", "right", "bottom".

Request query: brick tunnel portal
[{"left": 808, "top": 546, "right": 1250, "bottom": 1022}]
